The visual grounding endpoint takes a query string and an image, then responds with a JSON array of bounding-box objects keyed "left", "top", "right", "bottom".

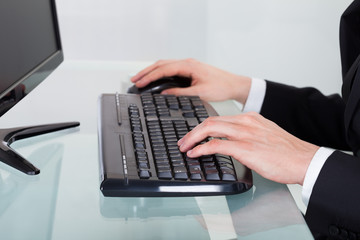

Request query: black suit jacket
[{"left": 259, "top": 0, "right": 360, "bottom": 239}]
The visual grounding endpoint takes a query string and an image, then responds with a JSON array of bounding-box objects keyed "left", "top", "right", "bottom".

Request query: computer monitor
[{"left": 0, "top": 0, "right": 79, "bottom": 175}]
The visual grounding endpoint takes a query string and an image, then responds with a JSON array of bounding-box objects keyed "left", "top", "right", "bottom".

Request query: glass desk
[{"left": 0, "top": 61, "right": 313, "bottom": 239}]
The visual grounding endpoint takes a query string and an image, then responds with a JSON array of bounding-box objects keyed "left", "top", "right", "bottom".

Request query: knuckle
[
  {"left": 240, "top": 114, "right": 254, "bottom": 124},
  {"left": 202, "top": 117, "right": 217, "bottom": 127},
  {"left": 241, "top": 112, "right": 260, "bottom": 124},
  {"left": 208, "top": 138, "right": 222, "bottom": 148},
  {"left": 184, "top": 58, "right": 199, "bottom": 69},
  {"left": 155, "top": 59, "right": 165, "bottom": 65},
  {"left": 246, "top": 111, "right": 257, "bottom": 117},
  {"left": 184, "top": 58, "right": 196, "bottom": 64}
]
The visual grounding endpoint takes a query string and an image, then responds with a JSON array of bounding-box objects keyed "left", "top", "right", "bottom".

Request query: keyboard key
[
  {"left": 171, "top": 160, "right": 185, "bottom": 167},
  {"left": 174, "top": 167, "right": 188, "bottom": 180},
  {"left": 186, "top": 157, "right": 201, "bottom": 167},
  {"left": 134, "top": 141, "right": 145, "bottom": 150},
  {"left": 168, "top": 102, "right": 179, "bottom": 110},
  {"left": 139, "top": 170, "right": 151, "bottom": 179},
  {"left": 156, "top": 160, "right": 170, "bottom": 166},
  {"left": 190, "top": 173, "right": 202, "bottom": 180},
  {"left": 152, "top": 142, "right": 166, "bottom": 148},
  {"left": 169, "top": 151, "right": 182, "bottom": 158},
  {"left": 220, "top": 167, "right": 236, "bottom": 181},
  {"left": 183, "top": 110, "right": 195, "bottom": 118},
  {"left": 138, "top": 162, "right": 149, "bottom": 169},
  {"left": 201, "top": 155, "right": 214, "bottom": 163},
  {"left": 158, "top": 170, "right": 172, "bottom": 179},
  {"left": 136, "top": 150, "right": 147, "bottom": 159},
  {"left": 205, "top": 169, "right": 221, "bottom": 181},
  {"left": 153, "top": 146, "right": 166, "bottom": 152},
  {"left": 189, "top": 166, "right": 202, "bottom": 180},
  {"left": 186, "top": 118, "right": 198, "bottom": 127},
  {"left": 203, "top": 162, "right": 216, "bottom": 168},
  {"left": 154, "top": 151, "right": 168, "bottom": 156}
]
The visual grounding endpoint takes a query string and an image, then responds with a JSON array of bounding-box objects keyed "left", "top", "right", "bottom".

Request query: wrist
[
  {"left": 301, "top": 147, "right": 335, "bottom": 205},
  {"left": 298, "top": 144, "right": 320, "bottom": 185},
  {"left": 231, "top": 75, "right": 252, "bottom": 104}
]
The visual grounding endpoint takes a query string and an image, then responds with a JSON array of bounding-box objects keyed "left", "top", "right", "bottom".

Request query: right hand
[
  {"left": 131, "top": 58, "right": 252, "bottom": 104},
  {"left": 178, "top": 112, "right": 319, "bottom": 185}
]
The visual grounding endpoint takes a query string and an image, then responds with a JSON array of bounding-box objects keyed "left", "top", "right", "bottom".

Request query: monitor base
[{"left": 0, "top": 122, "right": 80, "bottom": 175}]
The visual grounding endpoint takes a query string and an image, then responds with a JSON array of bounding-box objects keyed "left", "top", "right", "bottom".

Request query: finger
[
  {"left": 211, "top": 113, "right": 271, "bottom": 135},
  {"left": 131, "top": 62, "right": 160, "bottom": 83},
  {"left": 131, "top": 59, "right": 176, "bottom": 83},
  {"left": 177, "top": 117, "right": 225, "bottom": 149},
  {"left": 186, "top": 138, "right": 244, "bottom": 159},
  {"left": 178, "top": 113, "right": 267, "bottom": 150},
  {"left": 178, "top": 118, "right": 244, "bottom": 152},
  {"left": 135, "top": 60, "right": 193, "bottom": 88}
]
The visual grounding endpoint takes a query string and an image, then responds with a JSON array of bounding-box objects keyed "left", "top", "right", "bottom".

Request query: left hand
[
  {"left": 130, "top": 59, "right": 251, "bottom": 103},
  {"left": 178, "top": 112, "right": 319, "bottom": 185}
]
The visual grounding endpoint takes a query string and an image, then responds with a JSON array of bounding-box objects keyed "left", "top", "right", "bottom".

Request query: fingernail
[
  {"left": 187, "top": 150, "right": 193, "bottom": 156},
  {"left": 177, "top": 138, "right": 183, "bottom": 146}
]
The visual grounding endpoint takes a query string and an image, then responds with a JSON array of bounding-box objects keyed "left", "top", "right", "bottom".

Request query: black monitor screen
[
  {"left": 0, "top": 0, "right": 78, "bottom": 175},
  {"left": 0, "top": 0, "right": 62, "bottom": 116}
]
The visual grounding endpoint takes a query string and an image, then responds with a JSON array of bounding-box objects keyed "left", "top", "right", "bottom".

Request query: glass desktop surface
[{"left": 0, "top": 61, "right": 313, "bottom": 240}]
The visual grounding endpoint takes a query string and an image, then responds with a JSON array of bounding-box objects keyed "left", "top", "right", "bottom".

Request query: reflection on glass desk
[
  {"left": 99, "top": 175, "right": 311, "bottom": 239},
  {"left": 0, "top": 137, "right": 64, "bottom": 240},
  {"left": 0, "top": 61, "right": 314, "bottom": 239}
]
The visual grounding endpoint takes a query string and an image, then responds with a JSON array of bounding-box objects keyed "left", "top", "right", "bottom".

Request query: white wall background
[{"left": 56, "top": 0, "right": 352, "bottom": 95}]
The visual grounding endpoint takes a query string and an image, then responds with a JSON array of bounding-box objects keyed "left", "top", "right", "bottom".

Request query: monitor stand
[{"left": 0, "top": 122, "right": 80, "bottom": 175}]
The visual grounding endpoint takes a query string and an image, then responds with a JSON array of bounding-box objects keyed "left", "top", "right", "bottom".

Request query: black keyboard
[{"left": 98, "top": 93, "right": 253, "bottom": 197}]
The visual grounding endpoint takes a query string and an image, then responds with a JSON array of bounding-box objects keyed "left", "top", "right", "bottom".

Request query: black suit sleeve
[
  {"left": 260, "top": 80, "right": 350, "bottom": 150},
  {"left": 305, "top": 150, "right": 360, "bottom": 237},
  {"left": 260, "top": 80, "right": 360, "bottom": 236}
]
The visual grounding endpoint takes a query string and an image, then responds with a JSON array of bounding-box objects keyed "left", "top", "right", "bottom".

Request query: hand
[
  {"left": 178, "top": 112, "right": 319, "bottom": 185},
  {"left": 131, "top": 59, "right": 252, "bottom": 104}
]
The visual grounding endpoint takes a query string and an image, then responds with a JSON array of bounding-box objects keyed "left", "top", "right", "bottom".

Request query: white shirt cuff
[
  {"left": 242, "top": 78, "right": 266, "bottom": 113},
  {"left": 302, "top": 147, "right": 335, "bottom": 206}
]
